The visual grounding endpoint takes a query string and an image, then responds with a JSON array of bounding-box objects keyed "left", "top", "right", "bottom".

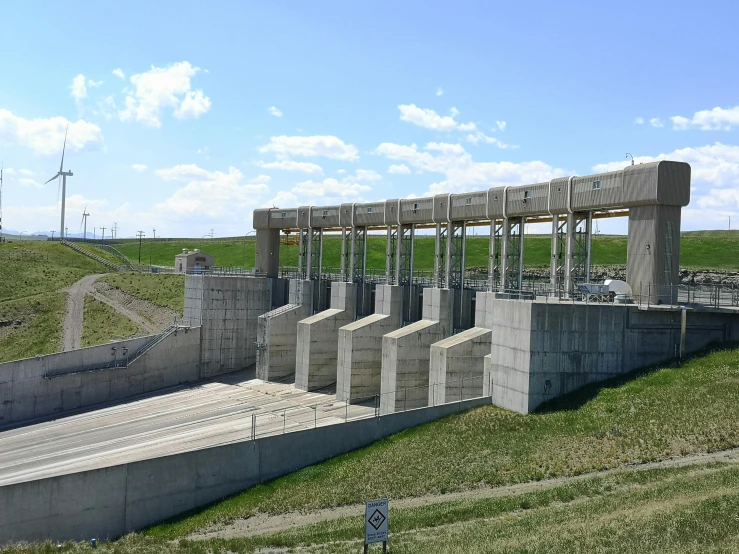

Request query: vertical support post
[
  {"left": 680, "top": 307, "right": 687, "bottom": 358},
  {"left": 585, "top": 212, "right": 593, "bottom": 283},
  {"left": 434, "top": 223, "right": 443, "bottom": 288},
  {"left": 518, "top": 217, "right": 525, "bottom": 290},
  {"left": 550, "top": 215, "right": 559, "bottom": 292},
  {"left": 340, "top": 226, "right": 348, "bottom": 281}
]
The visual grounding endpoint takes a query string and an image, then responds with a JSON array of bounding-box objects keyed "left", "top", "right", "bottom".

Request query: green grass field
[
  {"left": 111, "top": 231, "right": 739, "bottom": 271},
  {"left": 100, "top": 274, "right": 185, "bottom": 313},
  {"left": 144, "top": 345, "right": 739, "bottom": 539},
  {"left": 81, "top": 296, "right": 139, "bottom": 347}
]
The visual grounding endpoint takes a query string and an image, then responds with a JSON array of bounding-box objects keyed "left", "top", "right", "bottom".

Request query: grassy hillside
[
  {"left": 81, "top": 296, "right": 139, "bottom": 347},
  {"left": 146, "top": 345, "right": 739, "bottom": 538},
  {"left": 0, "top": 242, "right": 110, "bottom": 362},
  {"left": 111, "top": 231, "right": 739, "bottom": 271},
  {"left": 100, "top": 274, "right": 185, "bottom": 313}
]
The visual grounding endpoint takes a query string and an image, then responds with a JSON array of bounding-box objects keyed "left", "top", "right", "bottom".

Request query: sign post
[{"left": 364, "top": 498, "right": 389, "bottom": 552}]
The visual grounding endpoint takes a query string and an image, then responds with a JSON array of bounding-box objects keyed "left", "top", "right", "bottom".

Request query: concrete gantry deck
[{"left": 0, "top": 370, "right": 374, "bottom": 488}]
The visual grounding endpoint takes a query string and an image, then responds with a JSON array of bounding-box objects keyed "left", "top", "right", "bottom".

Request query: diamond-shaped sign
[
  {"left": 368, "top": 508, "right": 386, "bottom": 530},
  {"left": 365, "top": 498, "right": 389, "bottom": 544}
]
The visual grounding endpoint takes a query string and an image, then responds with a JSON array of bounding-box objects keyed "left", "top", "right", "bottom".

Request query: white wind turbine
[
  {"left": 43, "top": 126, "right": 73, "bottom": 239},
  {"left": 80, "top": 205, "right": 90, "bottom": 240}
]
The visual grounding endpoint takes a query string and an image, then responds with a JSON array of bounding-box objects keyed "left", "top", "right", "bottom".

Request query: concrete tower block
[
  {"left": 336, "top": 285, "right": 402, "bottom": 403},
  {"left": 256, "top": 279, "right": 313, "bottom": 382},
  {"left": 379, "top": 288, "right": 450, "bottom": 414},
  {"left": 428, "top": 327, "right": 492, "bottom": 405},
  {"left": 295, "top": 282, "right": 356, "bottom": 391}
]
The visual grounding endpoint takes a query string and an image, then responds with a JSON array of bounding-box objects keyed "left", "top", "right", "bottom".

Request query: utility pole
[
  {"left": 101, "top": 226, "right": 106, "bottom": 243},
  {"left": 136, "top": 231, "right": 145, "bottom": 263},
  {"left": 112, "top": 222, "right": 119, "bottom": 240},
  {"left": 51, "top": 230, "right": 56, "bottom": 241}
]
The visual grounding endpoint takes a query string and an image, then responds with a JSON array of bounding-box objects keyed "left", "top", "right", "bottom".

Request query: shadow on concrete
[{"left": 534, "top": 341, "right": 738, "bottom": 414}]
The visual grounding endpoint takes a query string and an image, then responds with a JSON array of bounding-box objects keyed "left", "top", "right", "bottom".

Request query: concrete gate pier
[
  {"left": 256, "top": 279, "right": 313, "bottom": 382},
  {"left": 295, "top": 282, "right": 356, "bottom": 391},
  {"left": 336, "top": 284, "right": 402, "bottom": 403},
  {"left": 380, "top": 287, "right": 451, "bottom": 414}
]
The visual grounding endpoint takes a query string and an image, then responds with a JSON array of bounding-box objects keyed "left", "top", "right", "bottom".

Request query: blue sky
[{"left": 1, "top": 0, "right": 738, "bottom": 237}]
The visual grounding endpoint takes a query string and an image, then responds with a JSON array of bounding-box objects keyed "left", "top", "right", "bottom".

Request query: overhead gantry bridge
[{"left": 255, "top": 160, "right": 691, "bottom": 313}]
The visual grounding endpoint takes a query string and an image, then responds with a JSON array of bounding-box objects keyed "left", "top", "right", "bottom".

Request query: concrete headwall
[
  {"left": 490, "top": 297, "right": 739, "bottom": 414},
  {"left": 296, "top": 282, "right": 355, "bottom": 391},
  {"left": 337, "top": 285, "right": 402, "bottom": 403},
  {"left": 186, "top": 276, "right": 273, "bottom": 377},
  {"left": 429, "top": 327, "right": 492, "bottom": 405},
  {"left": 0, "top": 328, "right": 201, "bottom": 428},
  {"left": 0, "top": 396, "right": 490, "bottom": 544}
]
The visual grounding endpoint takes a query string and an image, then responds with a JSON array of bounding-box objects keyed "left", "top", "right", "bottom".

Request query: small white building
[{"left": 175, "top": 249, "right": 214, "bottom": 274}]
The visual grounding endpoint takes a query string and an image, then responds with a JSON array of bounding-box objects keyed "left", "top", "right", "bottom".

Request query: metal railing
[
  {"left": 637, "top": 283, "right": 739, "bottom": 309},
  {"left": 44, "top": 324, "right": 182, "bottom": 379},
  {"left": 60, "top": 240, "right": 122, "bottom": 271},
  {"left": 248, "top": 375, "right": 489, "bottom": 440}
]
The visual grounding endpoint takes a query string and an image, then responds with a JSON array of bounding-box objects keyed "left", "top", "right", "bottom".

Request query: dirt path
[
  {"left": 60, "top": 274, "right": 105, "bottom": 351},
  {"left": 188, "top": 446, "right": 739, "bottom": 541},
  {"left": 61, "top": 275, "right": 176, "bottom": 351}
]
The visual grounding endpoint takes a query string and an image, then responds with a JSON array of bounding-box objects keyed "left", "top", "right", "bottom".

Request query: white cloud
[
  {"left": 399, "top": 104, "right": 461, "bottom": 131},
  {"left": 112, "top": 68, "right": 125, "bottom": 79},
  {"left": 669, "top": 106, "right": 739, "bottom": 131},
  {"left": 649, "top": 118, "right": 664, "bottom": 128},
  {"left": 292, "top": 178, "right": 371, "bottom": 200},
  {"left": 87, "top": 79, "right": 103, "bottom": 88},
  {"left": 436, "top": 87, "right": 444, "bottom": 96},
  {"left": 131, "top": 164, "right": 147, "bottom": 172},
  {"left": 635, "top": 117, "right": 645, "bottom": 125},
  {"left": 466, "top": 131, "right": 515, "bottom": 149},
  {"left": 257, "top": 160, "right": 324, "bottom": 175},
  {"left": 70, "top": 74, "right": 87, "bottom": 102},
  {"left": 376, "top": 141, "right": 567, "bottom": 195},
  {"left": 18, "top": 177, "right": 42, "bottom": 188},
  {"left": 388, "top": 164, "right": 411, "bottom": 174},
  {"left": 268, "top": 106, "right": 283, "bottom": 117},
  {"left": 496, "top": 121, "right": 507, "bottom": 131},
  {"left": 262, "top": 190, "right": 298, "bottom": 208},
  {"left": 355, "top": 169, "right": 382, "bottom": 181},
  {"left": 259, "top": 135, "right": 359, "bottom": 161},
  {"left": 250, "top": 174, "right": 271, "bottom": 184},
  {"left": 119, "top": 61, "right": 211, "bottom": 127},
  {"left": 0, "top": 109, "right": 103, "bottom": 155},
  {"left": 154, "top": 164, "right": 269, "bottom": 219}
]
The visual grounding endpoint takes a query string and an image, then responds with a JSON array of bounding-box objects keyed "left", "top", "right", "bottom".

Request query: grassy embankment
[
  {"left": 0, "top": 242, "right": 105, "bottom": 362},
  {"left": 81, "top": 296, "right": 139, "bottom": 347},
  {"left": 113, "top": 230, "right": 739, "bottom": 271},
  {"left": 99, "top": 273, "right": 185, "bottom": 313},
  {"left": 3, "top": 346, "right": 739, "bottom": 552}
]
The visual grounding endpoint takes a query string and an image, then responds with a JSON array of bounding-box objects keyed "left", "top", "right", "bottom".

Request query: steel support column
[
  {"left": 340, "top": 227, "right": 349, "bottom": 282},
  {"left": 550, "top": 215, "right": 566, "bottom": 295},
  {"left": 309, "top": 227, "right": 323, "bottom": 312},
  {"left": 501, "top": 217, "right": 524, "bottom": 291},
  {"left": 434, "top": 223, "right": 448, "bottom": 288},
  {"left": 350, "top": 226, "right": 368, "bottom": 317},
  {"left": 565, "top": 212, "right": 592, "bottom": 294},
  {"left": 395, "top": 224, "right": 415, "bottom": 324},
  {"left": 297, "top": 228, "right": 309, "bottom": 280},
  {"left": 386, "top": 225, "right": 397, "bottom": 284},
  {"left": 488, "top": 219, "right": 502, "bottom": 292}
]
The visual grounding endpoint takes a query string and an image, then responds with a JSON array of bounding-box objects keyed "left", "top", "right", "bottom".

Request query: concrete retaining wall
[
  {"left": 0, "top": 329, "right": 201, "bottom": 429},
  {"left": 337, "top": 285, "right": 402, "bottom": 403},
  {"left": 0, "top": 396, "right": 490, "bottom": 544},
  {"left": 296, "top": 283, "right": 355, "bottom": 391},
  {"left": 185, "top": 276, "right": 272, "bottom": 377},
  {"left": 490, "top": 298, "right": 739, "bottom": 414}
]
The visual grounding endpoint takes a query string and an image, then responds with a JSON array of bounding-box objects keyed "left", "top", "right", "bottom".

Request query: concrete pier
[
  {"left": 295, "top": 282, "right": 356, "bottom": 391},
  {"left": 380, "top": 288, "right": 451, "bottom": 414},
  {"left": 336, "top": 285, "right": 402, "bottom": 403},
  {"left": 256, "top": 280, "right": 312, "bottom": 381},
  {"left": 428, "top": 327, "right": 492, "bottom": 405}
]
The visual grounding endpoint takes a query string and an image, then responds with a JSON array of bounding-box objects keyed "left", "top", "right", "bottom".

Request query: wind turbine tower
[
  {"left": 0, "top": 163, "right": 4, "bottom": 241},
  {"left": 43, "top": 127, "right": 73, "bottom": 239},
  {"left": 81, "top": 206, "right": 90, "bottom": 240}
]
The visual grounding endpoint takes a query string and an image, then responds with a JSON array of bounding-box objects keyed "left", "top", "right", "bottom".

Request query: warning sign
[{"left": 365, "top": 498, "right": 389, "bottom": 544}]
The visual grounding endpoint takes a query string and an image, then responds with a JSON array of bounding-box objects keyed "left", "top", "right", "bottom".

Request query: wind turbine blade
[
  {"left": 43, "top": 173, "right": 59, "bottom": 185},
  {"left": 60, "top": 125, "right": 68, "bottom": 173}
]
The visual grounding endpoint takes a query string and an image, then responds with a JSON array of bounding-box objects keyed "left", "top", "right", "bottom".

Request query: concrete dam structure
[
  {"left": 8, "top": 159, "right": 739, "bottom": 543},
  {"left": 252, "top": 160, "right": 722, "bottom": 414}
]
